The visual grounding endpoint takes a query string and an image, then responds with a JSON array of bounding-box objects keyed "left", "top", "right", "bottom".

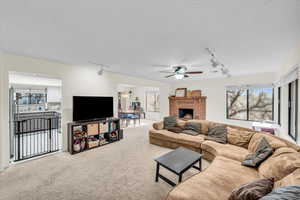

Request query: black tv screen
[{"left": 73, "top": 96, "right": 113, "bottom": 122}]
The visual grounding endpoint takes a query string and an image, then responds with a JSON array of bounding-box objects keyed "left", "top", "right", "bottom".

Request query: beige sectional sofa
[{"left": 149, "top": 120, "right": 300, "bottom": 200}]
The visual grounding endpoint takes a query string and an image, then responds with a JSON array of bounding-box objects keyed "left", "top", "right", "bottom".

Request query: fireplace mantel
[{"left": 169, "top": 96, "right": 206, "bottom": 120}]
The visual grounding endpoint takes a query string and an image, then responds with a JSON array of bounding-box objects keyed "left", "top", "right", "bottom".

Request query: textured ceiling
[{"left": 0, "top": 0, "right": 300, "bottom": 82}]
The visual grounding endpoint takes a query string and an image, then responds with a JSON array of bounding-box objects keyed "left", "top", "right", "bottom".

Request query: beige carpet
[{"left": 0, "top": 122, "right": 209, "bottom": 200}]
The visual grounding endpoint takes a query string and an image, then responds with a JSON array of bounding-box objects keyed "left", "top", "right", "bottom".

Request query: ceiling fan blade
[
  {"left": 165, "top": 74, "right": 175, "bottom": 78},
  {"left": 159, "top": 70, "right": 174, "bottom": 74},
  {"left": 152, "top": 64, "right": 170, "bottom": 68},
  {"left": 185, "top": 71, "right": 203, "bottom": 74}
]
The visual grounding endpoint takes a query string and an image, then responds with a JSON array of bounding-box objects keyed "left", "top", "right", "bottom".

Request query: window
[
  {"left": 288, "top": 79, "right": 298, "bottom": 141},
  {"left": 146, "top": 92, "right": 160, "bottom": 112},
  {"left": 226, "top": 87, "right": 274, "bottom": 121},
  {"left": 278, "top": 87, "right": 281, "bottom": 125}
]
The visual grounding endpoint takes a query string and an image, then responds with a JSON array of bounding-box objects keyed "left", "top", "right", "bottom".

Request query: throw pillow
[
  {"left": 163, "top": 116, "right": 177, "bottom": 129},
  {"left": 228, "top": 178, "right": 274, "bottom": 200},
  {"left": 242, "top": 137, "right": 273, "bottom": 168},
  {"left": 182, "top": 129, "right": 199, "bottom": 136},
  {"left": 260, "top": 185, "right": 300, "bottom": 200},
  {"left": 248, "top": 133, "right": 287, "bottom": 153},
  {"left": 184, "top": 122, "right": 201, "bottom": 133},
  {"left": 205, "top": 125, "right": 227, "bottom": 144},
  {"left": 227, "top": 127, "right": 254, "bottom": 148},
  {"left": 167, "top": 126, "right": 183, "bottom": 133}
]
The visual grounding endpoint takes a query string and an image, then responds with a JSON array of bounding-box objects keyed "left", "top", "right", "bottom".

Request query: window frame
[
  {"left": 226, "top": 88, "right": 274, "bottom": 122},
  {"left": 278, "top": 87, "right": 281, "bottom": 125},
  {"left": 288, "top": 79, "right": 298, "bottom": 141}
]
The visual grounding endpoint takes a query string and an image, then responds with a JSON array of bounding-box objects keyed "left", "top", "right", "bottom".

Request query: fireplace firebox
[{"left": 179, "top": 109, "right": 194, "bottom": 120}]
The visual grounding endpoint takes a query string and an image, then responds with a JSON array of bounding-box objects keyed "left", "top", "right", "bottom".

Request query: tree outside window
[{"left": 227, "top": 88, "right": 273, "bottom": 121}]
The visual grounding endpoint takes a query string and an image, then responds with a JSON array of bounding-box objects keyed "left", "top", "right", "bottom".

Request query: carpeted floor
[{"left": 0, "top": 121, "right": 209, "bottom": 200}]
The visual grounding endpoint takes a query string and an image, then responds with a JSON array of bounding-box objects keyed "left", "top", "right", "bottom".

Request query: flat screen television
[{"left": 73, "top": 96, "right": 113, "bottom": 122}]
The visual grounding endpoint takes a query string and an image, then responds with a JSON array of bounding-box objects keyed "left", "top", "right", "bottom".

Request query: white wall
[
  {"left": 276, "top": 43, "right": 300, "bottom": 144},
  {"left": 171, "top": 72, "right": 277, "bottom": 128},
  {"left": 0, "top": 51, "right": 7, "bottom": 170},
  {"left": 0, "top": 52, "right": 170, "bottom": 169}
]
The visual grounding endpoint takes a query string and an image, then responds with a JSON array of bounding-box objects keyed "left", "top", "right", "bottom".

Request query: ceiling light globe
[{"left": 175, "top": 74, "right": 184, "bottom": 80}]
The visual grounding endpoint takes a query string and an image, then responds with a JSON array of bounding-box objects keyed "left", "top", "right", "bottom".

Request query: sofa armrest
[{"left": 153, "top": 121, "right": 164, "bottom": 130}]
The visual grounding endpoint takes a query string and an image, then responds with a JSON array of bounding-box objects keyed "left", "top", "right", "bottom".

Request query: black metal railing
[{"left": 13, "top": 115, "right": 61, "bottom": 161}]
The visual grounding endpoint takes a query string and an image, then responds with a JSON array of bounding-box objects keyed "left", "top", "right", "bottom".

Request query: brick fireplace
[{"left": 169, "top": 96, "right": 206, "bottom": 120}]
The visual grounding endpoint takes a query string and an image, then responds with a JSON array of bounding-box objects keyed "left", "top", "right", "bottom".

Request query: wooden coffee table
[{"left": 154, "top": 147, "right": 202, "bottom": 187}]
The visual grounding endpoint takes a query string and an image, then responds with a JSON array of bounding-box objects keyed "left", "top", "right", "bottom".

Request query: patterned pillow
[
  {"left": 205, "top": 125, "right": 227, "bottom": 144},
  {"left": 242, "top": 137, "right": 273, "bottom": 168},
  {"left": 229, "top": 178, "right": 274, "bottom": 200},
  {"left": 182, "top": 129, "right": 199, "bottom": 136},
  {"left": 167, "top": 126, "right": 183, "bottom": 133},
  {"left": 184, "top": 122, "right": 201, "bottom": 133},
  {"left": 163, "top": 116, "right": 177, "bottom": 129}
]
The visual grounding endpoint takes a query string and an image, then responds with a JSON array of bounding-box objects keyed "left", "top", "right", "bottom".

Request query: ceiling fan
[{"left": 158, "top": 65, "right": 203, "bottom": 79}]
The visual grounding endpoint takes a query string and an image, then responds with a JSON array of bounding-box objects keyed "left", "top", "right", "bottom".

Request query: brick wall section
[{"left": 169, "top": 96, "right": 206, "bottom": 120}]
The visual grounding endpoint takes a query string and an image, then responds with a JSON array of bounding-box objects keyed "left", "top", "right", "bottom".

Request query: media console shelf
[{"left": 68, "top": 118, "right": 123, "bottom": 154}]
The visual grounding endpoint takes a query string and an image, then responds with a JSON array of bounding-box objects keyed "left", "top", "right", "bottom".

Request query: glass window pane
[
  {"left": 227, "top": 89, "right": 247, "bottom": 120},
  {"left": 248, "top": 88, "right": 273, "bottom": 121}
]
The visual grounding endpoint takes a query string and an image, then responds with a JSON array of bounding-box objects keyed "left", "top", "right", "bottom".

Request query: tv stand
[{"left": 68, "top": 118, "right": 123, "bottom": 154}]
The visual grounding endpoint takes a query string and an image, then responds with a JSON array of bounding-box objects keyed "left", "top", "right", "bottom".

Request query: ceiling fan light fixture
[{"left": 175, "top": 74, "right": 184, "bottom": 80}]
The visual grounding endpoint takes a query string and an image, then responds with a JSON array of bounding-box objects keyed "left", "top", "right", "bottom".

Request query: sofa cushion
[
  {"left": 152, "top": 121, "right": 164, "bottom": 130},
  {"left": 259, "top": 147, "right": 300, "bottom": 181},
  {"left": 166, "top": 156, "right": 260, "bottom": 200},
  {"left": 228, "top": 178, "right": 274, "bottom": 200},
  {"left": 260, "top": 185, "right": 300, "bottom": 200},
  {"left": 201, "top": 140, "right": 249, "bottom": 162},
  {"left": 227, "top": 127, "right": 254, "bottom": 149},
  {"left": 248, "top": 133, "right": 287, "bottom": 153},
  {"left": 176, "top": 120, "right": 186, "bottom": 129},
  {"left": 167, "top": 126, "right": 183, "bottom": 133},
  {"left": 176, "top": 134, "right": 205, "bottom": 148},
  {"left": 275, "top": 168, "right": 300, "bottom": 188},
  {"left": 164, "top": 116, "right": 177, "bottom": 129},
  {"left": 184, "top": 122, "right": 201, "bottom": 133},
  {"left": 242, "top": 137, "right": 273, "bottom": 168},
  {"left": 149, "top": 129, "right": 178, "bottom": 143},
  {"left": 205, "top": 125, "right": 227, "bottom": 144}
]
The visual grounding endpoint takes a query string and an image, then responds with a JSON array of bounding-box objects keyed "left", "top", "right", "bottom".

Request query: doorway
[{"left": 9, "top": 72, "right": 62, "bottom": 161}]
